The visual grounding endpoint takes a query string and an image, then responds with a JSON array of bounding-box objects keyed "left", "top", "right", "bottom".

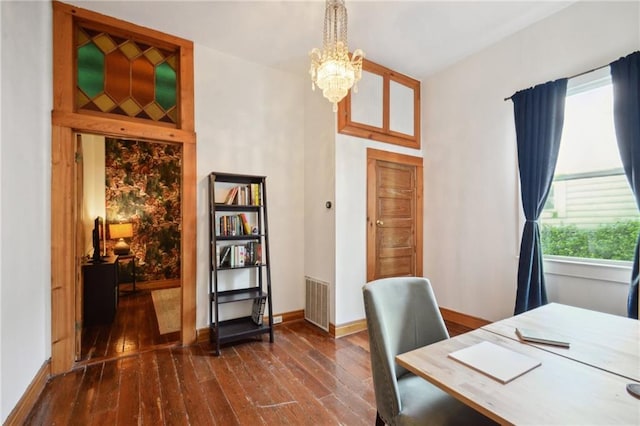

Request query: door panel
[
  {"left": 379, "top": 166, "right": 413, "bottom": 188},
  {"left": 375, "top": 161, "right": 416, "bottom": 278},
  {"left": 378, "top": 256, "right": 413, "bottom": 277},
  {"left": 367, "top": 149, "right": 423, "bottom": 281}
]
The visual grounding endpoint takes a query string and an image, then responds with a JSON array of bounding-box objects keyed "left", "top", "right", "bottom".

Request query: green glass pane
[
  {"left": 77, "top": 42, "right": 105, "bottom": 98},
  {"left": 155, "top": 62, "right": 176, "bottom": 110}
]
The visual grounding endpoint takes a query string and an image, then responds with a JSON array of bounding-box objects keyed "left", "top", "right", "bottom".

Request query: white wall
[
  {"left": 303, "top": 89, "right": 336, "bottom": 322},
  {"left": 195, "top": 45, "right": 307, "bottom": 328},
  {"left": 334, "top": 136, "right": 422, "bottom": 325},
  {"left": 422, "top": 1, "right": 640, "bottom": 322},
  {"left": 0, "top": 1, "right": 52, "bottom": 422},
  {"left": 81, "top": 135, "right": 106, "bottom": 256}
]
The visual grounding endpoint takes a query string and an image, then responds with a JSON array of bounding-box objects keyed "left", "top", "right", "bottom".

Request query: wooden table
[
  {"left": 483, "top": 303, "right": 640, "bottom": 382},
  {"left": 396, "top": 305, "right": 640, "bottom": 425},
  {"left": 117, "top": 254, "right": 138, "bottom": 294}
]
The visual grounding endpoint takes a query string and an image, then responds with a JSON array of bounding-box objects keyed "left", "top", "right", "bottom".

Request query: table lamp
[{"left": 109, "top": 222, "right": 133, "bottom": 255}]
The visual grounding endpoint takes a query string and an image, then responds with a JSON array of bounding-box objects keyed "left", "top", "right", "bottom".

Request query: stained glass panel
[
  {"left": 77, "top": 42, "right": 104, "bottom": 98},
  {"left": 155, "top": 62, "right": 177, "bottom": 110},
  {"left": 76, "top": 25, "right": 179, "bottom": 124}
]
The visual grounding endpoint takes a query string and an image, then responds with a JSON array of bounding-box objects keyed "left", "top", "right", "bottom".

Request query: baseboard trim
[
  {"left": 439, "top": 307, "right": 490, "bottom": 329},
  {"left": 196, "top": 307, "right": 488, "bottom": 343},
  {"left": 323, "top": 308, "right": 489, "bottom": 340},
  {"left": 196, "top": 326, "right": 210, "bottom": 343},
  {"left": 329, "top": 319, "right": 367, "bottom": 338},
  {"left": 279, "top": 309, "right": 305, "bottom": 323},
  {"left": 4, "top": 359, "right": 50, "bottom": 425},
  {"left": 196, "top": 309, "right": 305, "bottom": 343}
]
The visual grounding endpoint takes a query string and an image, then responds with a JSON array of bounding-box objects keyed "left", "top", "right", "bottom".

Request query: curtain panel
[
  {"left": 610, "top": 51, "right": 640, "bottom": 319},
  {"left": 512, "top": 79, "right": 568, "bottom": 315}
]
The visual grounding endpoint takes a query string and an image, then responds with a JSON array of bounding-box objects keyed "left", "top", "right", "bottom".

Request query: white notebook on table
[{"left": 448, "top": 341, "right": 541, "bottom": 384}]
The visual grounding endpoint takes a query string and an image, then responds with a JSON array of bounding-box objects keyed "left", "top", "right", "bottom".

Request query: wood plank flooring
[
  {"left": 80, "top": 288, "right": 179, "bottom": 362},
  {"left": 28, "top": 308, "right": 472, "bottom": 425}
]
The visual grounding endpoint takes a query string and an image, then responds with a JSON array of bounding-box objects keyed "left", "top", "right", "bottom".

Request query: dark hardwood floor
[
  {"left": 80, "top": 288, "right": 180, "bottom": 363},
  {"left": 28, "top": 305, "right": 472, "bottom": 425}
]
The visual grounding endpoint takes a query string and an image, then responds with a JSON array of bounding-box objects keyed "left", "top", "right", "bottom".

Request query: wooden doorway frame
[
  {"left": 51, "top": 1, "right": 196, "bottom": 374},
  {"left": 366, "top": 148, "right": 423, "bottom": 281}
]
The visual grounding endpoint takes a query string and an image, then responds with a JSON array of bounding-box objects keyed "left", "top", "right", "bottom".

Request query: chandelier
[{"left": 309, "top": 0, "right": 364, "bottom": 111}]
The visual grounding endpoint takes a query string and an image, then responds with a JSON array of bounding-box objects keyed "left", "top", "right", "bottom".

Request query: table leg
[{"left": 131, "top": 259, "right": 136, "bottom": 292}]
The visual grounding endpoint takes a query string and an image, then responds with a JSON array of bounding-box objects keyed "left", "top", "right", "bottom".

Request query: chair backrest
[{"left": 363, "top": 277, "right": 449, "bottom": 421}]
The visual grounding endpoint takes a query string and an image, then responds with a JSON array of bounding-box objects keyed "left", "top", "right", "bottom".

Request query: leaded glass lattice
[{"left": 76, "top": 26, "right": 178, "bottom": 124}]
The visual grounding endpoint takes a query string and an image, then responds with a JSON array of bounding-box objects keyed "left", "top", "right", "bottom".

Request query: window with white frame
[{"left": 540, "top": 68, "right": 639, "bottom": 262}]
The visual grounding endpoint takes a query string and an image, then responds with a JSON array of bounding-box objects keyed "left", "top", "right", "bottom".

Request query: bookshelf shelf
[
  {"left": 214, "top": 204, "right": 261, "bottom": 212},
  {"left": 212, "top": 317, "right": 271, "bottom": 341},
  {"left": 214, "top": 264, "right": 267, "bottom": 271},
  {"left": 211, "top": 288, "right": 267, "bottom": 304},
  {"left": 214, "top": 234, "right": 263, "bottom": 241},
  {"left": 208, "top": 172, "right": 273, "bottom": 355}
]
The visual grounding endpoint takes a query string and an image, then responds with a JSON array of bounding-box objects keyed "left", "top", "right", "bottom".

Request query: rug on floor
[{"left": 151, "top": 287, "right": 180, "bottom": 335}]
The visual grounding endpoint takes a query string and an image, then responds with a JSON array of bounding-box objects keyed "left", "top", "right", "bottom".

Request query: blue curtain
[
  {"left": 610, "top": 51, "right": 640, "bottom": 319},
  {"left": 512, "top": 79, "right": 568, "bottom": 315}
]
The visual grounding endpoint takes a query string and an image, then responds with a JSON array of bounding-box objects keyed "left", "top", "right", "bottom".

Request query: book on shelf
[
  {"left": 239, "top": 213, "right": 252, "bottom": 235},
  {"left": 219, "top": 246, "right": 231, "bottom": 267},
  {"left": 219, "top": 244, "right": 251, "bottom": 268},
  {"left": 245, "top": 241, "right": 262, "bottom": 265},
  {"left": 236, "top": 245, "right": 245, "bottom": 267},
  {"left": 250, "top": 183, "right": 261, "bottom": 206},
  {"left": 219, "top": 215, "right": 234, "bottom": 236},
  {"left": 222, "top": 184, "right": 262, "bottom": 206},
  {"left": 235, "top": 186, "right": 244, "bottom": 205},
  {"left": 251, "top": 296, "right": 266, "bottom": 325},
  {"left": 515, "top": 328, "right": 571, "bottom": 348},
  {"left": 218, "top": 214, "right": 255, "bottom": 236},
  {"left": 224, "top": 186, "right": 239, "bottom": 204}
]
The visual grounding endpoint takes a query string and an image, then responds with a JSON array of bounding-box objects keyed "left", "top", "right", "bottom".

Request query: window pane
[
  {"left": 389, "top": 80, "right": 414, "bottom": 136},
  {"left": 351, "top": 70, "right": 383, "bottom": 128},
  {"left": 541, "top": 76, "right": 639, "bottom": 261},
  {"left": 76, "top": 26, "right": 178, "bottom": 124}
]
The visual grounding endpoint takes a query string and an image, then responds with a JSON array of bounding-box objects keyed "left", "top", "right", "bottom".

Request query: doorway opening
[
  {"left": 75, "top": 133, "right": 182, "bottom": 362},
  {"left": 51, "top": 1, "right": 196, "bottom": 374}
]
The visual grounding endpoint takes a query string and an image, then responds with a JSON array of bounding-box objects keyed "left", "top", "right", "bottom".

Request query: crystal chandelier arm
[{"left": 309, "top": 48, "right": 323, "bottom": 90}]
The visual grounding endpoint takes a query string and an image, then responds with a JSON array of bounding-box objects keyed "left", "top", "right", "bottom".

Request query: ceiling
[{"left": 71, "top": 0, "right": 574, "bottom": 79}]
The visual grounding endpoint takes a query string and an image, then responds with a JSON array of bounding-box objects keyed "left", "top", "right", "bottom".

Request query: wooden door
[
  {"left": 367, "top": 149, "right": 423, "bottom": 281},
  {"left": 74, "top": 134, "right": 84, "bottom": 360}
]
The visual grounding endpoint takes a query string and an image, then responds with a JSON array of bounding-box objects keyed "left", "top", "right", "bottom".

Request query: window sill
[{"left": 543, "top": 256, "right": 632, "bottom": 285}]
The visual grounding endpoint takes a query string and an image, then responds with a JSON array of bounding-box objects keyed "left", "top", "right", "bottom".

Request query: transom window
[
  {"left": 541, "top": 69, "right": 639, "bottom": 262},
  {"left": 76, "top": 24, "right": 179, "bottom": 124}
]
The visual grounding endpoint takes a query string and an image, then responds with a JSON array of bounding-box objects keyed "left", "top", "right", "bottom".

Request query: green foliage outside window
[{"left": 541, "top": 220, "right": 640, "bottom": 261}]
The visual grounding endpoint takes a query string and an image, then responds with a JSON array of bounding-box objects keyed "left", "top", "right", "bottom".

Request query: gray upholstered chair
[{"left": 363, "top": 277, "right": 495, "bottom": 426}]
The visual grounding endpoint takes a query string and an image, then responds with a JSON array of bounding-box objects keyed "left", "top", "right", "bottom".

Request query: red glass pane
[
  {"left": 132, "top": 56, "right": 155, "bottom": 107},
  {"left": 105, "top": 49, "right": 130, "bottom": 103}
]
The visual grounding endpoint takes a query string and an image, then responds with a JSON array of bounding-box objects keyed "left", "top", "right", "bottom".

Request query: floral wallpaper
[{"left": 105, "top": 138, "right": 181, "bottom": 282}]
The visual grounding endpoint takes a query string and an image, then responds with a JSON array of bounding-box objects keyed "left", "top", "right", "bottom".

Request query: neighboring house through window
[{"left": 541, "top": 68, "right": 639, "bottom": 264}]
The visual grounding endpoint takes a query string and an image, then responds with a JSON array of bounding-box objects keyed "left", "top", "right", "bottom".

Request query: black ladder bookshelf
[{"left": 208, "top": 172, "right": 274, "bottom": 355}]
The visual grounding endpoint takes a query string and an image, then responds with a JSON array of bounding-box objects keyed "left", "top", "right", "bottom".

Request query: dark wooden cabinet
[
  {"left": 82, "top": 255, "right": 118, "bottom": 325},
  {"left": 209, "top": 172, "right": 273, "bottom": 355}
]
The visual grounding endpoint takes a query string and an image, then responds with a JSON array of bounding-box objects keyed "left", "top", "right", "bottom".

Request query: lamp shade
[{"left": 109, "top": 222, "right": 133, "bottom": 239}]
